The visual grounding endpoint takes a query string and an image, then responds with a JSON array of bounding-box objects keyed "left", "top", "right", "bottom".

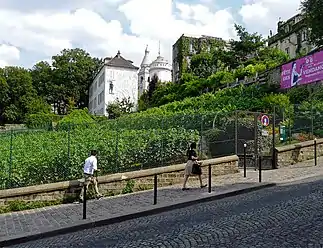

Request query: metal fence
[{"left": 0, "top": 104, "right": 323, "bottom": 190}]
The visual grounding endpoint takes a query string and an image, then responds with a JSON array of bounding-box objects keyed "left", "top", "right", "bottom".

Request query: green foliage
[
  {"left": 147, "top": 24, "right": 290, "bottom": 109},
  {"left": 261, "top": 93, "right": 291, "bottom": 112},
  {"left": 148, "top": 74, "right": 159, "bottom": 101},
  {"left": 122, "top": 180, "right": 135, "bottom": 194},
  {"left": 25, "top": 97, "right": 51, "bottom": 115},
  {"left": 0, "top": 126, "right": 199, "bottom": 188},
  {"left": 229, "top": 24, "right": 266, "bottom": 66},
  {"left": 287, "top": 86, "right": 311, "bottom": 104},
  {"left": 301, "top": 0, "right": 323, "bottom": 47},
  {"left": 0, "top": 67, "right": 37, "bottom": 123},
  {"left": 190, "top": 53, "right": 215, "bottom": 78},
  {"left": 207, "top": 71, "right": 234, "bottom": 89},
  {"left": 0, "top": 200, "right": 64, "bottom": 214},
  {"left": 106, "top": 97, "right": 134, "bottom": 119},
  {"left": 48, "top": 48, "right": 102, "bottom": 114},
  {"left": 57, "top": 108, "right": 94, "bottom": 130},
  {"left": 25, "top": 113, "right": 61, "bottom": 129}
]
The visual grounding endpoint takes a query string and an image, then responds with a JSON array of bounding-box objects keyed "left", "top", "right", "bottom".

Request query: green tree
[
  {"left": 106, "top": 97, "right": 134, "bottom": 119},
  {"left": 0, "top": 67, "right": 38, "bottom": 123},
  {"left": 301, "top": 0, "right": 323, "bottom": 47},
  {"left": 229, "top": 24, "right": 266, "bottom": 66},
  {"left": 30, "top": 61, "right": 53, "bottom": 102},
  {"left": 148, "top": 74, "right": 158, "bottom": 102},
  {"left": 190, "top": 53, "right": 215, "bottom": 78},
  {"left": 0, "top": 75, "right": 9, "bottom": 123},
  {"left": 51, "top": 48, "right": 102, "bottom": 114}
]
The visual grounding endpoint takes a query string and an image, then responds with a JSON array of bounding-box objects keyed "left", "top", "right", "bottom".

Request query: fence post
[
  {"left": 115, "top": 127, "right": 119, "bottom": 173},
  {"left": 83, "top": 184, "right": 87, "bottom": 219},
  {"left": 314, "top": 138, "right": 317, "bottom": 166},
  {"left": 208, "top": 164, "right": 211, "bottom": 193},
  {"left": 243, "top": 144, "right": 247, "bottom": 177},
  {"left": 67, "top": 123, "right": 71, "bottom": 175},
  {"left": 153, "top": 174, "right": 157, "bottom": 205},
  {"left": 235, "top": 110, "right": 238, "bottom": 154},
  {"left": 272, "top": 107, "right": 276, "bottom": 169},
  {"left": 254, "top": 113, "right": 258, "bottom": 171},
  {"left": 8, "top": 129, "right": 14, "bottom": 188},
  {"left": 259, "top": 156, "right": 262, "bottom": 183},
  {"left": 311, "top": 102, "right": 314, "bottom": 140},
  {"left": 288, "top": 110, "right": 292, "bottom": 144},
  {"left": 161, "top": 118, "right": 164, "bottom": 168},
  {"left": 199, "top": 114, "right": 204, "bottom": 155}
]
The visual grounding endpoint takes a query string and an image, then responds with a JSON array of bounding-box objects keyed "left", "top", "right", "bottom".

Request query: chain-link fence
[
  {"left": 1, "top": 104, "right": 322, "bottom": 190},
  {"left": 0, "top": 113, "right": 227, "bottom": 190},
  {"left": 274, "top": 102, "right": 323, "bottom": 146}
]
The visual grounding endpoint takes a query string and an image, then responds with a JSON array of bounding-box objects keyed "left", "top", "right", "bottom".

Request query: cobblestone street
[
  {"left": 7, "top": 175, "right": 323, "bottom": 248},
  {"left": 0, "top": 157, "right": 322, "bottom": 247}
]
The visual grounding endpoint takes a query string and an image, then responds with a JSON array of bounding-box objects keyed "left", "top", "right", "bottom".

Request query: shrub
[
  {"left": 56, "top": 108, "right": 94, "bottom": 130},
  {"left": 25, "top": 113, "right": 61, "bottom": 129}
]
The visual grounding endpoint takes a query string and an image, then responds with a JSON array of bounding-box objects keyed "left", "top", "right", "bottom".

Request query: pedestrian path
[{"left": 0, "top": 157, "right": 322, "bottom": 246}]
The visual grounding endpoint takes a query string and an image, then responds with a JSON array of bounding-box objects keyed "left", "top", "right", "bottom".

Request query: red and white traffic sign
[{"left": 261, "top": 115, "right": 269, "bottom": 126}]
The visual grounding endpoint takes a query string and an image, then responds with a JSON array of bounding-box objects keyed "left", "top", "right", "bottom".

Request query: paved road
[{"left": 7, "top": 177, "right": 323, "bottom": 248}]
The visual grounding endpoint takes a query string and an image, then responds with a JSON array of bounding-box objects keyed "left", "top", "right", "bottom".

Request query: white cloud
[
  {"left": 239, "top": 0, "right": 301, "bottom": 35},
  {"left": 0, "top": 0, "right": 238, "bottom": 68},
  {"left": 0, "top": 44, "right": 20, "bottom": 68}
]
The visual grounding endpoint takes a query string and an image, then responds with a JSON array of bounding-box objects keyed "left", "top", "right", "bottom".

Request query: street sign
[{"left": 261, "top": 115, "right": 269, "bottom": 126}]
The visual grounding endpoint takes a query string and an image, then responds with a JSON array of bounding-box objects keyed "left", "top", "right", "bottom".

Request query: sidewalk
[{"left": 0, "top": 157, "right": 322, "bottom": 247}]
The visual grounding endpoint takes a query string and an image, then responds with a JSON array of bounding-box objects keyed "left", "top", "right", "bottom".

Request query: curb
[{"left": 0, "top": 182, "right": 276, "bottom": 247}]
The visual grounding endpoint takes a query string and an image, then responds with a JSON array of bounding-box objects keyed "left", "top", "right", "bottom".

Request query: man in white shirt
[{"left": 79, "top": 150, "right": 103, "bottom": 202}]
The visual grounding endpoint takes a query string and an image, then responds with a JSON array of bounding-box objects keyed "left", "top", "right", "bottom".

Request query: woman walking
[{"left": 182, "top": 142, "right": 207, "bottom": 190}]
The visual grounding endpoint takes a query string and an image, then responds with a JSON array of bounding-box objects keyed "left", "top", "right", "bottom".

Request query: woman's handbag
[{"left": 192, "top": 161, "right": 202, "bottom": 175}]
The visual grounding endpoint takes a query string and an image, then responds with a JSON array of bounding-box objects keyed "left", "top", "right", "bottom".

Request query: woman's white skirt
[{"left": 184, "top": 160, "right": 194, "bottom": 176}]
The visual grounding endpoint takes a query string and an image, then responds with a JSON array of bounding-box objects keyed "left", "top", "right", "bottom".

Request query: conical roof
[{"left": 140, "top": 45, "right": 150, "bottom": 67}]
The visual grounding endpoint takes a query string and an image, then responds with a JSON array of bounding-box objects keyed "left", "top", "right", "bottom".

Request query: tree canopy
[
  {"left": 138, "top": 23, "right": 290, "bottom": 111},
  {"left": 301, "top": 0, "right": 323, "bottom": 47}
]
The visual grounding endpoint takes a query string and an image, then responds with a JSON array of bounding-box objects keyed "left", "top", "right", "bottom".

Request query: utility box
[{"left": 280, "top": 125, "right": 286, "bottom": 142}]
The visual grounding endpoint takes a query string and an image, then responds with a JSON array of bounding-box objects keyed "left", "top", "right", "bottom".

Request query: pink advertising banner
[{"left": 280, "top": 50, "right": 323, "bottom": 89}]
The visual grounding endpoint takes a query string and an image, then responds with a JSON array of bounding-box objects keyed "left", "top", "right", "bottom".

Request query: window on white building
[
  {"left": 302, "top": 31, "right": 307, "bottom": 41},
  {"left": 94, "top": 97, "right": 97, "bottom": 108},
  {"left": 99, "top": 73, "right": 105, "bottom": 86},
  {"left": 189, "top": 40, "right": 193, "bottom": 53},
  {"left": 89, "top": 86, "right": 93, "bottom": 97},
  {"left": 285, "top": 47, "right": 290, "bottom": 55},
  {"left": 98, "top": 91, "right": 104, "bottom": 104}
]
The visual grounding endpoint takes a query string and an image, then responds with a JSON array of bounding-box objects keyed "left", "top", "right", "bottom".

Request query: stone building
[
  {"left": 88, "top": 51, "right": 139, "bottom": 115},
  {"left": 172, "top": 34, "right": 229, "bottom": 83},
  {"left": 138, "top": 45, "right": 172, "bottom": 98},
  {"left": 268, "top": 13, "right": 315, "bottom": 59}
]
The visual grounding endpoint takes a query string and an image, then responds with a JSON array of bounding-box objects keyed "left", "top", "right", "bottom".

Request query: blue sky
[{"left": 0, "top": 0, "right": 301, "bottom": 68}]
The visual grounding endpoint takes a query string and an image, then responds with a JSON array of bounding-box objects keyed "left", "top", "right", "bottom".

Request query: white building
[
  {"left": 138, "top": 45, "right": 172, "bottom": 98},
  {"left": 88, "top": 51, "right": 139, "bottom": 115},
  {"left": 268, "top": 14, "right": 315, "bottom": 59}
]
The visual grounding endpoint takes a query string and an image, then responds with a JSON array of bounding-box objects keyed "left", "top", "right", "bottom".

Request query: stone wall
[
  {"left": 275, "top": 138, "right": 323, "bottom": 168},
  {"left": 0, "top": 155, "right": 239, "bottom": 205}
]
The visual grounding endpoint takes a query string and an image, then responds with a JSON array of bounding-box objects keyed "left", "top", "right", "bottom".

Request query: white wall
[
  {"left": 138, "top": 66, "right": 150, "bottom": 97},
  {"left": 89, "top": 67, "right": 106, "bottom": 115},
  {"left": 105, "top": 66, "right": 138, "bottom": 112},
  {"left": 149, "top": 68, "right": 172, "bottom": 83}
]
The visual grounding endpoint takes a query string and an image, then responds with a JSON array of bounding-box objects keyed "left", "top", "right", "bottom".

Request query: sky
[{"left": 0, "top": 0, "right": 302, "bottom": 69}]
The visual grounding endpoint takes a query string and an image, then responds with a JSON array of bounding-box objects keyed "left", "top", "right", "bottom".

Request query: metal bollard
[
  {"left": 208, "top": 164, "right": 211, "bottom": 193},
  {"left": 259, "top": 156, "right": 262, "bottom": 183},
  {"left": 153, "top": 174, "right": 157, "bottom": 205},
  {"left": 243, "top": 144, "right": 247, "bottom": 177},
  {"left": 314, "top": 138, "right": 317, "bottom": 166},
  {"left": 83, "top": 184, "right": 87, "bottom": 219}
]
